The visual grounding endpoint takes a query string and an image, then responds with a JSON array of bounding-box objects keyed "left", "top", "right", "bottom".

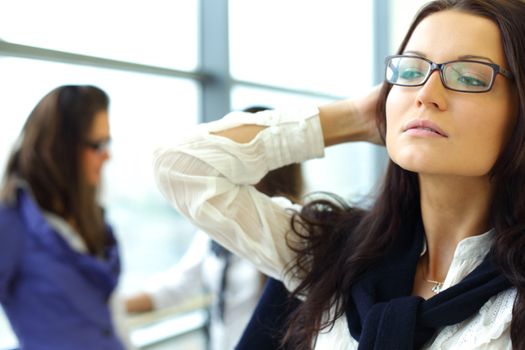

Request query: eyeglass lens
[{"left": 386, "top": 56, "right": 495, "bottom": 92}]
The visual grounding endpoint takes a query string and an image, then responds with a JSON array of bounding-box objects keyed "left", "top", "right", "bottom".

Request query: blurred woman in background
[{"left": 0, "top": 85, "right": 128, "bottom": 350}]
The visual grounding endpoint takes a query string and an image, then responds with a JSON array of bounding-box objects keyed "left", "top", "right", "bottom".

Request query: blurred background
[{"left": 0, "top": 0, "right": 427, "bottom": 348}]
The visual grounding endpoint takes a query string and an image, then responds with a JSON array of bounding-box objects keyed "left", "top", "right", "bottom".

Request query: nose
[
  {"left": 101, "top": 148, "right": 110, "bottom": 162},
  {"left": 415, "top": 70, "right": 448, "bottom": 111}
]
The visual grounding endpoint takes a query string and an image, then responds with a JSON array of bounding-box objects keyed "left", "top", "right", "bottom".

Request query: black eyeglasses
[
  {"left": 385, "top": 55, "right": 513, "bottom": 93},
  {"left": 84, "top": 139, "right": 110, "bottom": 154}
]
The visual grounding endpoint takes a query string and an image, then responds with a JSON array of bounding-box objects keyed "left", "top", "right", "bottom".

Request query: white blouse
[{"left": 153, "top": 108, "right": 515, "bottom": 349}]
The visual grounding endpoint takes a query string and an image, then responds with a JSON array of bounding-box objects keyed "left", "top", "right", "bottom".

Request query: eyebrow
[{"left": 403, "top": 50, "right": 495, "bottom": 63}]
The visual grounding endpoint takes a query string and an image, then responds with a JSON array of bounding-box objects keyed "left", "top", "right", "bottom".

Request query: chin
[
  {"left": 389, "top": 153, "right": 436, "bottom": 174},
  {"left": 85, "top": 175, "right": 101, "bottom": 188},
  {"left": 388, "top": 143, "right": 446, "bottom": 172}
]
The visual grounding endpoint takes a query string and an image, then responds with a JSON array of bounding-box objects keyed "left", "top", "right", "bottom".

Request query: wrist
[{"left": 319, "top": 100, "right": 371, "bottom": 146}]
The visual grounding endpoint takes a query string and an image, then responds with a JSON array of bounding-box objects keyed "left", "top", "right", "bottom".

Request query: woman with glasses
[
  {"left": 0, "top": 85, "right": 128, "bottom": 349},
  {"left": 153, "top": 0, "right": 525, "bottom": 348}
]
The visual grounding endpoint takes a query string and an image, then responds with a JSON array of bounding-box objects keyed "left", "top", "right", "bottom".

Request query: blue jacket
[{"left": 0, "top": 189, "right": 124, "bottom": 350}]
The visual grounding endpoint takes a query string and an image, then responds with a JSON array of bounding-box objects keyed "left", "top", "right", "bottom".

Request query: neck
[{"left": 418, "top": 173, "right": 493, "bottom": 282}]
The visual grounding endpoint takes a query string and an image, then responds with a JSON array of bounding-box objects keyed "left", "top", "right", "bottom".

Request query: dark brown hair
[
  {"left": 244, "top": 106, "right": 304, "bottom": 201},
  {"left": 256, "top": 164, "right": 303, "bottom": 202},
  {"left": 283, "top": 0, "right": 525, "bottom": 349},
  {"left": 1, "top": 85, "right": 110, "bottom": 255}
]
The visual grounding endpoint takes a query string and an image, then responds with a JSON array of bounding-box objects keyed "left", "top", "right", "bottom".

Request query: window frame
[{"left": 0, "top": 0, "right": 391, "bottom": 348}]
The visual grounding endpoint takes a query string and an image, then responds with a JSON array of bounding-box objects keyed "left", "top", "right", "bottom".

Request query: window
[
  {"left": 0, "top": 0, "right": 405, "bottom": 348},
  {"left": 229, "top": 0, "right": 373, "bottom": 97},
  {"left": 0, "top": 1, "right": 199, "bottom": 70}
]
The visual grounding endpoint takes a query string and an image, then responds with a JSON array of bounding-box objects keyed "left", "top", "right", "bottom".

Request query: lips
[{"left": 402, "top": 119, "right": 448, "bottom": 137}]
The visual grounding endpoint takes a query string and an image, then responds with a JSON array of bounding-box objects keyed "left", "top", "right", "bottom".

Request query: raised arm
[
  {"left": 153, "top": 87, "right": 381, "bottom": 287},
  {"left": 212, "top": 86, "right": 382, "bottom": 146}
]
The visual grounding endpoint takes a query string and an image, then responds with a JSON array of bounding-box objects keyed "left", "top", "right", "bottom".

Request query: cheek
[
  {"left": 464, "top": 102, "right": 515, "bottom": 159},
  {"left": 385, "top": 91, "right": 404, "bottom": 153},
  {"left": 471, "top": 118, "right": 513, "bottom": 167},
  {"left": 81, "top": 151, "right": 91, "bottom": 173},
  {"left": 81, "top": 152, "right": 98, "bottom": 181}
]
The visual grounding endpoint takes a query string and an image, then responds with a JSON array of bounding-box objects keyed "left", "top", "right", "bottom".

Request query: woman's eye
[
  {"left": 399, "top": 69, "right": 424, "bottom": 81},
  {"left": 446, "top": 63, "right": 492, "bottom": 89},
  {"left": 456, "top": 75, "right": 488, "bottom": 87}
]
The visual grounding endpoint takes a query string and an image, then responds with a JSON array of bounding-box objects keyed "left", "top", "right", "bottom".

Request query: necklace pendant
[{"left": 431, "top": 282, "right": 443, "bottom": 294}]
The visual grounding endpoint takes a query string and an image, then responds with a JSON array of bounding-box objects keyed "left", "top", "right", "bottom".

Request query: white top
[
  {"left": 153, "top": 108, "right": 516, "bottom": 349},
  {"left": 143, "top": 231, "right": 263, "bottom": 350}
]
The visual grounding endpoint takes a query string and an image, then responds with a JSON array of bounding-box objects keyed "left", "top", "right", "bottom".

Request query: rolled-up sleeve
[{"left": 153, "top": 108, "right": 324, "bottom": 285}]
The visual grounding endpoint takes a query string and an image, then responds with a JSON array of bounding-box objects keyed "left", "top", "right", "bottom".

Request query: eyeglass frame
[
  {"left": 84, "top": 139, "right": 111, "bottom": 154},
  {"left": 384, "top": 54, "right": 513, "bottom": 93}
]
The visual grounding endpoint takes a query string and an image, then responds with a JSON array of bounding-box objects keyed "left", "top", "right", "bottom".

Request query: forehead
[{"left": 405, "top": 10, "right": 506, "bottom": 64}]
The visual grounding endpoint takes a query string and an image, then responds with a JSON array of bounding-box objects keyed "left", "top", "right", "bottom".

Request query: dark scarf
[
  {"left": 347, "top": 223, "right": 511, "bottom": 349},
  {"left": 236, "top": 277, "right": 301, "bottom": 350},
  {"left": 237, "top": 223, "right": 511, "bottom": 350}
]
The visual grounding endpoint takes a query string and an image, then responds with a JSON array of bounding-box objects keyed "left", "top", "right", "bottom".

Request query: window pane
[
  {"left": 231, "top": 85, "right": 378, "bottom": 201},
  {"left": 0, "top": 0, "right": 199, "bottom": 70},
  {"left": 229, "top": 0, "right": 373, "bottom": 97}
]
